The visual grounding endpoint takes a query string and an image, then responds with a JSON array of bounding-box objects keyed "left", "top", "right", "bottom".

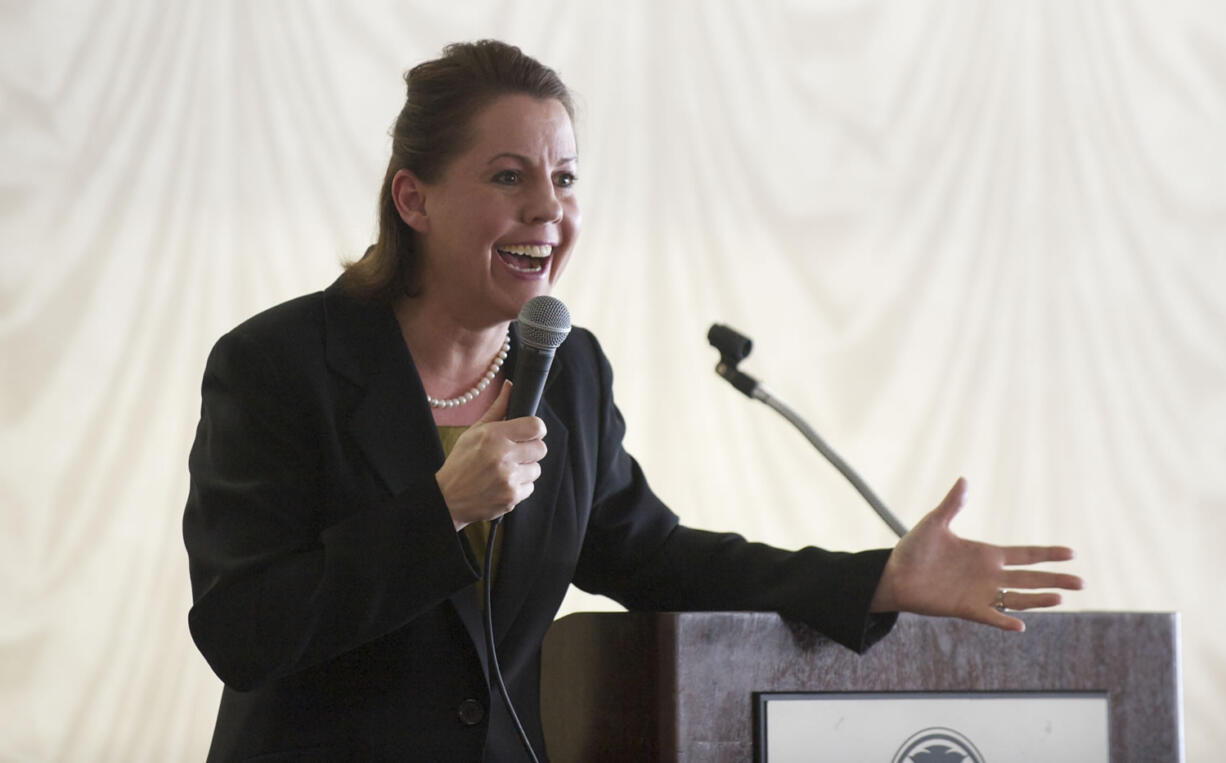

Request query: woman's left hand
[{"left": 869, "top": 477, "right": 1084, "bottom": 631}]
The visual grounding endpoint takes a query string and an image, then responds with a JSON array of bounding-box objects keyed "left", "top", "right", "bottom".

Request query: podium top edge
[{"left": 553, "top": 610, "right": 1180, "bottom": 622}]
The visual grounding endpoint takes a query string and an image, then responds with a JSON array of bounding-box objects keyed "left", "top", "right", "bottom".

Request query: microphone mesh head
[{"left": 517, "top": 295, "right": 571, "bottom": 350}]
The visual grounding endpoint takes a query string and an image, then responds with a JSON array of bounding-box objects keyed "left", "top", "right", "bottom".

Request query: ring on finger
[{"left": 994, "top": 589, "right": 1008, "bottom": 611}]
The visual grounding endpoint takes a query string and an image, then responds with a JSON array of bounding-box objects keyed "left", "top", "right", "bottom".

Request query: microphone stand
[{"left": 708, "top": 324, "right": 908, "bottom": 539}]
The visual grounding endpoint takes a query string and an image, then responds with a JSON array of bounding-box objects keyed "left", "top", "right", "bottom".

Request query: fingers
[
  {"left": 501, "top": 416, "right": 548, "bottom": 444},
  {"left": 509, "top": 434, "right": 548, "bottom": 465},
  {"left": 466, "top": 418, "right": 546, "bottom": 462},
  {"left": 983, "top": 611, "right": 1027, "bottom": 632},
  {"left": 972, "top": 586, "right": 1076, "bottom": 632},
  {"left": 1000, "top": 591, "right": 1065, "bottom": 610},
  {"left": 496, "top": 438, "right": 546, "bottom": 509},
  {"left": 496, "top": 460, "right": 542, "bottom": 509},
  {"left": 1001, "top": 569, "right": 1084, "bottom": 591},
  {"left": 957, "top": 594, "right": 1027, "bottom": 631},
  {"left": 931, "top": 477, "right": 968, "bottom": 525},
  {"left": 1002, "top": 545, "right": 1075, "bottom": 565},
  {"left": 969, "top": 593, "right": 1058, "bottom": 633}
]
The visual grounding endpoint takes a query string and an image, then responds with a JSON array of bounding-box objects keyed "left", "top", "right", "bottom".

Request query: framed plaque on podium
[{"left": 756, "top": 690, "right": 1109, "bottom": 761}]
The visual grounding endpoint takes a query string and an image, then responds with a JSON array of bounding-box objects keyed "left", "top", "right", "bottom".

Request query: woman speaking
[{"left": 183, "top": 40, "right": 1082, "bottom": 761}]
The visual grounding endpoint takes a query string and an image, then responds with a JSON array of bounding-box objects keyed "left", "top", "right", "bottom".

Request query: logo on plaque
[{"left": 892, "top": 727, "right": 985, "bottom": 763}]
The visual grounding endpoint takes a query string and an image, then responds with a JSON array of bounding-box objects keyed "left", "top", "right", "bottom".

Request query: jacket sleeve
[
  {"left": 183, "top": 325, "right": 478, "bottom": 691},
  {"left": 570, "top": 334, "right": 897, "bottom": 653}
]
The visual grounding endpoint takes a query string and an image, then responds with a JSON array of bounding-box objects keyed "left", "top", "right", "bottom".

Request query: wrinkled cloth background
[{"left": 1, "top": 1, "right": 1222, "bottom": 760}]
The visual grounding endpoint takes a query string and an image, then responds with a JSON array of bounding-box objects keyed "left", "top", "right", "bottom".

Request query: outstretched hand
[{"left": 869, "top": 478, "right": 1083, "bottom": 631}]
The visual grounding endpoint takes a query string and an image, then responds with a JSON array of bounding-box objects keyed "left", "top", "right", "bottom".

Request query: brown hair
[{"left": 340, "top": 40, "right": 576, "bottom": 302}]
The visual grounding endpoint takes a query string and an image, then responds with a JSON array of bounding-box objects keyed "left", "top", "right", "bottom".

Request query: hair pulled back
[{"left": 341, "top": 40, "right": 575, "bottom": 302}]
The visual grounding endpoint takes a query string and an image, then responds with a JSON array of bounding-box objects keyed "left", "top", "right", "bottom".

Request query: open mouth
[{"left": 496, "top": 244, "right": 552, "bottom": 274}]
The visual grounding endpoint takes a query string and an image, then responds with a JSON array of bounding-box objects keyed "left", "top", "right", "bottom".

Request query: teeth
[
  {"left": 505, "top": 260, "right": 544, "bottom": 273},
  {"left": 498, "top": 244, "right": 552, "bottom": 258}
]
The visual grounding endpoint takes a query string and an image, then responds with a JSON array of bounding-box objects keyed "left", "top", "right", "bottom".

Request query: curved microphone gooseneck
[
  {"left": 707, "top": 323, "right": 909, "bottom": 539},
  {"left": 485, "top": 295, "right": 571, "bottom": 763}
]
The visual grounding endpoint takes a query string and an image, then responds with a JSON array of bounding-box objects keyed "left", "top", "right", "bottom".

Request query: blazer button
[{"left": 458, "top": 698, "right": 485, "bottom": 726}]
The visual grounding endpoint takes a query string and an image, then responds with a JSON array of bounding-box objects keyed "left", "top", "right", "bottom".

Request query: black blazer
[{"left": 184, "top": 279, "right": 896, "bottom": 761}]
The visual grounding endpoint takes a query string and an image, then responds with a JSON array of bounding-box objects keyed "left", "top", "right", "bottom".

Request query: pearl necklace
[{"left": 426, "top": 333, "right": 511, "bottom": 409}]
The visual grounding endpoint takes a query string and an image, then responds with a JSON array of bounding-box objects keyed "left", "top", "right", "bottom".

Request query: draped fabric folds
[{"left": 1, "top": 1, "right": 1223, "bottom": 760}]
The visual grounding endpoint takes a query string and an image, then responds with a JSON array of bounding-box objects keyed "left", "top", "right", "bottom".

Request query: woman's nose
[{"left": 524, "top": 182, "right": 564, "bottom": 224}]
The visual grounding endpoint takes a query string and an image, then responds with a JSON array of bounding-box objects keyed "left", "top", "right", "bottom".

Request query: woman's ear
[{"left": 392, "top": 169, "right": 430, "bottom": 233}]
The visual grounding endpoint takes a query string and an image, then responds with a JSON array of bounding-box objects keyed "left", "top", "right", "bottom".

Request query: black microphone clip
[{"left": 707, "top": 324, "right": 760, "bottom": 399}]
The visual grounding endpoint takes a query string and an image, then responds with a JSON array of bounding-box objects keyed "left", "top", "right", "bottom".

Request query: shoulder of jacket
[
  {"left": 555, "top": 325, "right": 609, "bottom": 370},
  {"left": 206, "top": 291, "right": 329, "bottom": 373},
  {"left": 229, "top": 291, "right": 326, "bottom": 340}
]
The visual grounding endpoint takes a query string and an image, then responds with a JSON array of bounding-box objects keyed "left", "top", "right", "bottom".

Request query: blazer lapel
[
  {"left": 324, "top": 282, "right": 446, "bottom": 493},
  {"left": 323, "top": 284, "right": 491, "bottom": 667}
]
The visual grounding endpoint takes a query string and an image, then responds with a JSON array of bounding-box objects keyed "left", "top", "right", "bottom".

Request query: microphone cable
[{"left": 483, "top": 515, "right": 540, "bottom": 763}]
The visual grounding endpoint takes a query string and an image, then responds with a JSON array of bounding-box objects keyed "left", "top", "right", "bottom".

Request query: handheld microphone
[{"left": 508, "top": 296, "right": 572, "bottom": 418}]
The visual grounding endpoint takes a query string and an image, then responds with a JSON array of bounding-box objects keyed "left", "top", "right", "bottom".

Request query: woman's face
[{"left": 409, "top": 94, "right": 580, "bottom": 326}]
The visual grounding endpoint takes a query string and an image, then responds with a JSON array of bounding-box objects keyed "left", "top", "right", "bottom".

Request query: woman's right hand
[{"left": 435, "top": 381, "right": 548, "bottom": 531}]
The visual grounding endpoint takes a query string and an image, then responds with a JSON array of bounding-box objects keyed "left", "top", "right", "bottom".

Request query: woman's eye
[
  {"left": 492, "top": 170, "right": 521, "bottom": 185},
  {"left": 555, "top": 172, "right": 577, "bottom": 188}
]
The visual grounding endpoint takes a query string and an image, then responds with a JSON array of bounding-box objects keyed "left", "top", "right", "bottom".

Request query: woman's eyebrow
[{"left": 485, "top": 152, "right": 578, "bottom": 166}]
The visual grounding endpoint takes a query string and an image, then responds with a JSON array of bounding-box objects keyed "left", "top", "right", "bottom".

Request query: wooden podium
[{"left": 539, "top": 611, "right": 1181, "bottom": 762}]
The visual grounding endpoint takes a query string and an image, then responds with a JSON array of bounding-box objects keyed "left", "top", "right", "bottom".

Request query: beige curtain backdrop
[{"left": 2, "top": 0, "right": 1223, "bottom": 759}]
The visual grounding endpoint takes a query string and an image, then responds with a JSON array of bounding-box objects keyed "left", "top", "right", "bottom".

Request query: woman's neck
[{"left": 393, "top": 296, "right": 511, "bottom": 426}]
